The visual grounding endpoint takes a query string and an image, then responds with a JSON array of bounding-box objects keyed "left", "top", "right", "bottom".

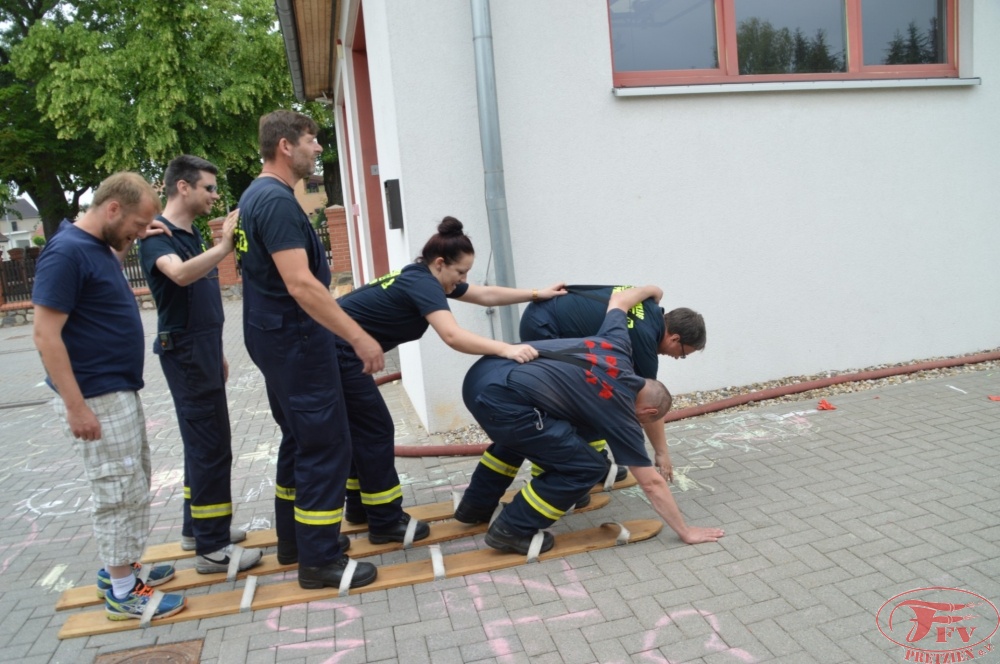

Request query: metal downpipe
[{"left": 471, "top": 0, "right": 519, "bottom": 342}]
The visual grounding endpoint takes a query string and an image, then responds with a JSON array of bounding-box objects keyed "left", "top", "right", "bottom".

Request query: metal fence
[
  {"left": 0, "top": 254, "right": 36, "bottom": 303},
  {"left": 121, "top": 244, "right": 148, "bottom": 290}
]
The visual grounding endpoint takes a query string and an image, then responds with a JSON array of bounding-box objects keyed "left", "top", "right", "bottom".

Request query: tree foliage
[
  {"left": 737, "top": 18, "right": 845, "bottom": 76},
  {"left": 1, "top": 1, "right": 105, "bottom": 237},
  {"left": 5, "top": 0, "right": 301, "bottom": 237},
  {"left": 884, "top": 19, "right": 941, "bottom": 65}
]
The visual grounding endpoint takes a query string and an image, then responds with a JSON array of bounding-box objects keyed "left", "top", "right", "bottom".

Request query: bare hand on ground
[{"left": 681, "top": 526, "right": 725, "bottom": 544}]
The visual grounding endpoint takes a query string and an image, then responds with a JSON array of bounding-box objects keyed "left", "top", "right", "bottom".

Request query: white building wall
[{"left": 357, "top": 0, "right": 1000, "bottom": 432}]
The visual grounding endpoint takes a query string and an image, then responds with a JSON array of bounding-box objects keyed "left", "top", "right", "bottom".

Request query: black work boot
[
  {"left": 484, "top": 520, "right": 554, "bottom": 555},
  {"left": 453, "top": 499, "right": 497, "bottom": 525},
  {"left": 605, "top": 459, "right": 628, "bottom": 484},
  {"left": 574, "top": 493, "right": 592, "bottom": 509},
  {"left": 368, "top": 514, "right": 430, "bottom": 544},
  {"left": 344, "top": 505, "right": 368, "bottom": 524},
  {"left": 298, "top": 555, "right": 377, "bottom": 590},
  {"left": 277, "top": 535, "right": 350, "bottom": 565}
]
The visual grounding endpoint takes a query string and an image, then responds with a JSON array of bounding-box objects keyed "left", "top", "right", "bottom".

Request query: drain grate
[{"left": 95, "top": 638, "right": 203, "bottom": 663}]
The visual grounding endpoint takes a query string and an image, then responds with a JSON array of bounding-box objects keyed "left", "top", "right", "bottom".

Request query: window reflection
[
  {"left": 734, "top": 0, "right": 846, "bottom": 75},
  {"left": 863, "top": 0, "right": 946, "bottom": 65},
  {"left": 609, "top": 0, "right": 718, "bottom": 72}
]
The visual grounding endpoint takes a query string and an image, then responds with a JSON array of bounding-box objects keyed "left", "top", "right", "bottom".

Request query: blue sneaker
[
  {"left": 105, "top": 580, "right": 185, "bottom": 621},
  {"left": 96, "top": 562, "right": 175, "bottom": 598}
]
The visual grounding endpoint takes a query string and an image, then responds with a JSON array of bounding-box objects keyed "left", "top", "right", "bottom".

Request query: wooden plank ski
[
  {"left": 57, "top": 518, "right": 661, "bottom": 639},
  {"left": 57, "top": 493, "right": 613, "bottom": 611},
  {"left": 139, "top": 472, "right": 637, "bottom": 564}
]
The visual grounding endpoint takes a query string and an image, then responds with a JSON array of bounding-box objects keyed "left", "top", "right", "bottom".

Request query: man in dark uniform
[
  {"left": 519, "top": 285, "right": 707, "bottom": 483},
  {"left": 139, "top": 154, "right": 262, "bottom": 574},
  {"left": 237, "top": 110, "right": 384, "bottom": 590},
  {"left": 456, "top": 286, "right": 724, "bottom": 553}
]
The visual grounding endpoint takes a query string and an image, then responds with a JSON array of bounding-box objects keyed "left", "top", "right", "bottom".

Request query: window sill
[{"left": 612, "top": 77, "right": 981, "bottom": 97}]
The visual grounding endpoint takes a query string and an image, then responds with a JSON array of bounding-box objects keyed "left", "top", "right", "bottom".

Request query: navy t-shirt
[
  {"left": 237, "top": 177, "right": 327, "bottom": 303},
  {"left": 507, "top": 309, "right": 651, "bottom": 467},
  {"left": 520, "top": 285, "right": 665, "bottom": 380},
  {"left": 32, "top": 220, "right": 144, "bottom": 398},
  {"left": 138, "top": 216, "right": 223, "bottom": 334},
  {"left": 337, "top": 262, "right": 470, "bottom": 351}
]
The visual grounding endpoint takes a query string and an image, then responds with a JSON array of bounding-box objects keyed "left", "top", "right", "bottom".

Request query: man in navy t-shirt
[
  {"left": 237, "top": 110, "right": 383, "bottom": 591},
  {"left": 456, "top": 287, "right": 724, "bottom": 554},
  {"left": 520, "top": 285, "right": 707, "bottom": 483},
  {"left": 32, "top": 172, "right": 186, "bottom": 622}
]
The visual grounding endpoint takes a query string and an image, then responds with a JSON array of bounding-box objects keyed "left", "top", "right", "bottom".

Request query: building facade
[{"left": 278, "top": 0, "right": 998, "bottom": 432}]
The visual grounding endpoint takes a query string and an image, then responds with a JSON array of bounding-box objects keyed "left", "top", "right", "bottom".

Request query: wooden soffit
[{"left": 280, "top": 0, "right": 340, "bottom": 101}]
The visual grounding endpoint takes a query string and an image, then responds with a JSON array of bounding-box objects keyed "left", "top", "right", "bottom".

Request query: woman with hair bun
[{"left": 335, "top": 216, "right": 566, "bottom": 543}]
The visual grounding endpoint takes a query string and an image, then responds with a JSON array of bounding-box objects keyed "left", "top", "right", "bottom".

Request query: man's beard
[{"left": 102, "top": 218, "right": 131, "bottom": 252}]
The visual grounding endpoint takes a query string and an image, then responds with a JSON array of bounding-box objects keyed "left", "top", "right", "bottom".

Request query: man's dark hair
[
  {"left": 665, "top": 308, "right": 706, "bottom": 351},
  {"left": 259, "top": 110, "right": 319, "bottom": 161},
  {"left": 164, "top": 155, "right": 218, "bottom": 198}
]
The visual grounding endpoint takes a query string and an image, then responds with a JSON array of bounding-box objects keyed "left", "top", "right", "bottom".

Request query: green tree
[
  {"left": 308, "top": 103, "right": 344, "bottom": 207},
  {"left": 8, "top": 0, "right": 297, "bottom": 238},
  {"left": 1, "top": 2, "right": 105, "bottom": 237},
  {"left": 883, "top": 19, "right": 941, "bottom": 65},
  {"left": 737, "top": 18, "right": 794, "bottom": 75}
]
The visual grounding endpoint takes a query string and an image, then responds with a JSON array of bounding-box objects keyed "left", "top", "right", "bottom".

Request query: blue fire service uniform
[
  {"left": 336, "top": 264, "right": 469, "bottom": 530},
  {"left": 518, "top": 285, "right": 665, "bottom": 473},
  {"left": 236, "top": 177, "right": 351, "bottom": 567},
  {"left": 460, "top": 309, "right": 653, "bottom": 534},
  {"left": 139, "top": 216, "right": 232, "bottom": 555}
]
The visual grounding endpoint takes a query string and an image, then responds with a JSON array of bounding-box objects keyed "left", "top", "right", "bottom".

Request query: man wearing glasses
[
  {"left": 138, "top": 155, "right": 262, "bottom": 575},
  {"left": 518, "top": 285, "right": 706, "bottom": 483}
]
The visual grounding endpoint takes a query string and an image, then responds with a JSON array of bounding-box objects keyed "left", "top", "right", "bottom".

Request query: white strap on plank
[
  {"left": 136, "top": 565, "right": 152, "bottom": 584},
  {"left": 488, "top": 504, "right": 502, "bottom": 527},
  {"left": 603, "top": 463, "right": 619, "bottom": 491},
  {"left": 139, "top": 589, "right": 165, "bottom": 628},
  {"left": 402, "top": 518, "right": 419, "bottom": 549},
  {"left": 337, "top": 558, "right": 358, "bottom": 597},
  {"left": 227, "top": 545, "right": 245, "bottom": 582},
  {"left": 525, "top": 531, "right": 547, "bottom": 563},
  {"left": 429, "top": 544, "right": 447, "bottom": 580},
  {"left": 601, "top": 521, "right": 632, "bottom": 545},
  {"left": 452, "top": 490, "right": 463, "bottom": 513},
  {"left": 240, "top": 575, "right": 258, "bottom": 613}
]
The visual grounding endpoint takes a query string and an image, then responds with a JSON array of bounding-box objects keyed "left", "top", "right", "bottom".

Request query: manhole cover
[{"left": 95, "top": 639, "right": 202, "bottom": 663}]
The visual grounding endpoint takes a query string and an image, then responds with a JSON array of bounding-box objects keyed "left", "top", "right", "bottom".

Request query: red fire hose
[{"left": 375, "top": 350, "right": 1000, "bottom": 457}]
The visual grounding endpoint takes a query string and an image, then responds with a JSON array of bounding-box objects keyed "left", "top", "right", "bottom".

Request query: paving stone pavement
[{"left": 0, "top": 299, "right": 998, "bottom": 664}]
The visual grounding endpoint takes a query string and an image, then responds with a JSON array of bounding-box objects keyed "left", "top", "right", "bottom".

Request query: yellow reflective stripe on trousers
[
  {"left": 346, "top": 477, "right": 361, "bottom": 491},
  {"left": 520, "top": 482, "right": 565, "bottom": 521},
  {"left": 480, "top": 451, "right": 520, "bottom": 478},
  {"left": 294, "top": 506, "right": 343, "bottom": 526},
  {"left": 530, "top": 462, "right": 544, "bottom": 477},
  {"left": 360, "top": 485, "right": 403, "bottom": 506},
  {"left": 589, "top": 439, "right": 607, "bottom": 453},
  {"left": 190, "top": 502, "right": 233, "bottom": 519},
  {"left": 275, "top": 484, "right": 296, "bottom": 501},
  {"left": 183, "top": 486, "right": 191, "bottom": 499}
]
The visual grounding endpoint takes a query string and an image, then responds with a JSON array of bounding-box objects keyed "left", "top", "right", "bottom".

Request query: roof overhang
[{"left": 275, "top": 0, "right": 340, "bottom": 101}]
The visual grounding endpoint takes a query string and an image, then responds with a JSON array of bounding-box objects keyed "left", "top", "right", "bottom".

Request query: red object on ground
[
  {"left": 817, "top": 399, "right": 837, "bottom": 411},
  {"left": 988, "top": 395, "right": 1000, "bottom": 402}
]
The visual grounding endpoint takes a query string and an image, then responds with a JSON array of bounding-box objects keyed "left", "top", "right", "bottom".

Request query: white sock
[{"left": 111, "top": 573, "right": 136, "bottom": 600}]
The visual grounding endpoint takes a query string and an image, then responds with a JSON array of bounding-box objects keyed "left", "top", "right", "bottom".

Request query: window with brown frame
[{"left": 608, "top": 0, "right": 957, "bottom": 88}]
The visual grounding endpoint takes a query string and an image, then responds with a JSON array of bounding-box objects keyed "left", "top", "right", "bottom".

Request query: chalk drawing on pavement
[{"left": 667, "top": 410, "right": 818, "bottom": 455}]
